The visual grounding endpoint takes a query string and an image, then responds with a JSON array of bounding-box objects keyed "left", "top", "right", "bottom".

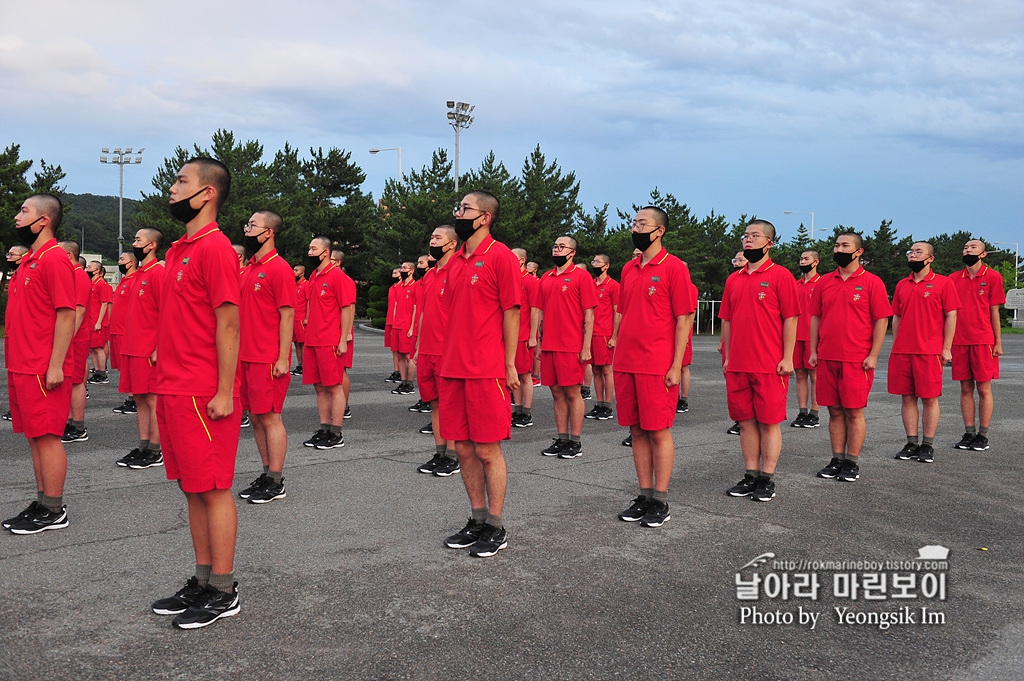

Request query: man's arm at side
[{"left": 208, "top": 303, "right": 240, "bottom": 420}]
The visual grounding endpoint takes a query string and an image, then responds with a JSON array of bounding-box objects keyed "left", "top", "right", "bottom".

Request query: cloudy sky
[{"left": 3, "top": 0, "right": 1022, "bottom": 249}]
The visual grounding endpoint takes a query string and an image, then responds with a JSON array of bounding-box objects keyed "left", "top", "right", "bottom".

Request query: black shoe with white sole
[{"left": 172, "top": 584, "right": 240, "bottom": 629}]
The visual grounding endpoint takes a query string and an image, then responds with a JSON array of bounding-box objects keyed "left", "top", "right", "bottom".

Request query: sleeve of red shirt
[
  {"left": 273, "top": 265, "right": 295, "bottom": 309},
  {"left": 342, "top": 274, "right": 356, "bottom": 308},
  {"left": 941, "top": 277, "right": 961, "bottom": 313},
  {"left": 777, "top": 271, "right": 801, "bottom": 319},
  {"left": 688, "top": 281, "right": 698, "bottom": 310},
  {"left": 47, "top": 257, "right": 77, "bottom": 311},
  {"left": 204, "top": 242, "right": 242, "bottom": 309},
  {"left": 101, "top": 282, "right": 114, "bottom": 303},
  {"left": 579, "top": 271, "right": 598, "bottom": 310},
  {"left": 618, "top": 265, "right": 633, "bottom": 315},
  {"left": 892, "top": 280, "right": 906, "bottom": 317},
  {"left": 497, "top": 250, "right": 521, "bottom": 312},
  {"left": 718, "top": 276, "right": 734, "bottom": 321},
  {"left": 869, "top": 276, "right": 892, "bottom": 320},
  {"left": 670, "top": 263, "right": 696, "bottom": 317},
  {"left": 809, "top": 282, "right": 823, "bottom": 318},
  {"left": 610, "top": 279, "right": 620, "bottom": 306}
]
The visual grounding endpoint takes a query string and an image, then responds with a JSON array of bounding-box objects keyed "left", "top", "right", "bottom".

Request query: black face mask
[
  {"left": 799, "top": 264, "right": 814, "bottom": 274},
  {"left": 743, "top": 247, "right": 768, "bottom": 264},
  {"left": 593, "top": 266, "right": 607, "bottom": 279},
  {"left": 453, "top": 217, "right": 479, "bottom": 242},
  {"left": 428, "top": 244, "right": 448, "bottom": 261},
  {"left": 962, "top": 253, "right": 980, "bottom": 266},
  {"left": 413, "top": 267, "right": 427, "bottom": 281},
  {"left": 169, "top": 187, "right": 209, "bottom": 224},
  {"left": 552, "top": 254, "right": 570, "bottom": 267},
  {"left": 908, "top": 259, "right": 929, "bottom": 273},
  {"left": 118, "top": 263, "right": 129, "bottom": 275},
  {"left": 134, "top": 244, "right": 150, "bottom": 262},
  {"left": 306, "top": 252, "right": 325, "bottom": 272},
  {"left": 16, "top": 216, "right": 44, "bottom": 247},
  {"left": 631, "top": 229, "right": 658, "bottom": 252},
  {"left": 832, "top": 251, "right": 856, "bottom": 268},
  {"left": 243, "top": 230, "right": 267, "bottom": 257},
  {"left": 391, "top": 275, "right": 400, "bottom": 284},
  {"left": 295, "top": 274, "right": 302, "bottom": 283}
]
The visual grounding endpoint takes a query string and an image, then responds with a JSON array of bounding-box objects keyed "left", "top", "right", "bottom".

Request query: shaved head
[{"left": 28, "top": 194, "right": 63, "bottom": 230}]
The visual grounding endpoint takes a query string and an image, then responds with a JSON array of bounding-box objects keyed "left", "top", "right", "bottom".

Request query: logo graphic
[
  {"left": 916, "top": 545, "right": 949, "bottom": 560},
  {"left": 854, "top": 286, "right": 863, "bottom": 291},
  {"left": 253, "top": 283, "right": 262, "bottom": 292},
  {"left": 474, "top": 261, "right": 484, "bottom": 268},
  {"left": 760, "top": 282, "right": 770, "bottom": 288},
  {"left": 181, "top": 257, "right": 190, "bottom": 265},
  {"left": 471, "top": 274, "right": 479, "bottom": 285},
  {"left": 648, "top": 286, "right": 656, "bottom": 296},
  {"left": 561, "top": 285, "right": 568, "bottom": 292},
  {"left": 738, "top": 552, "right": 776, "bottom": 570},
  {"left": 758, "top": 291, "right": 766, "bottom": 300},
  {"left": 176, "top": 270, "right": 184, "bottom": 282},
  {"left": 853, "top": 294, "right": 861, "bottom": 301},
  {"left": 651, "top": 276, "right": 660, "bottom": 282},
  {"left": 258, "top": 272, "right": 266, "bottom": 279}
]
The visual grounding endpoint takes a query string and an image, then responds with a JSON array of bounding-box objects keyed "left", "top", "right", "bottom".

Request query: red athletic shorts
[
  {"left": 417, "top": 353, "right": 441, "bottom": 402},
  {"left": 239, "top": 361, "right": 290, "bottom": 414},
  {"left": 393, "top": 328, "right": 415, "bottom": 354},
  {"left": 591, "top": 335, "right": 614, "bottom": 367},
  {"left": 614, "top": 371, "right": 676, "bottom": 431},
  {"left": 293, "top": 319, "right": 306, "bottom": 344},
  {"left": 384, "top": 324, "right": 393, "bottom": 349},
  {"left": 438, "top": 376, "right": 512, "bottom": 443},
  {"left": 514, "top": 341, "right": 533, "bottom": 376},
  {"left": 726, "top": 371, "right": 790, "bottom": 424},
  {"left": 887, "top": 353, "right": 943, "bottom": 399},
  {"left": 341, "top": 337, "right": 354, "bottom": 369},
  {"left": 71, "top": 339, "right": 89, "bottom": 385},
  {"left": 816, "top": 359, "right": 874, "bottom": 409},
  {"left": 951, "top": 345, "right": 999, "bottom": 382},
  {"left": 157, "top": 394, "right": 242, "bottom": 493},
  {"left": 89, "top": 326, "right": 109, "bottom": 348},
  {"left": 8, "top": 371, "right": 72, "bottom": 438},
  {"left": 120, "top": 355, "right": 157, "bottom": 395},
  {"left": 109, "top": 334, "right": 123, "bottom": 370},
  {"left": 682, "top": 329, "right": 694, "bottom": 367},
  {"left": 302, "top": 345, "right": 347, "bottom": 387},
  {"left": 541, "top": 350, "right": 585, "bottom": 387},
  {"left": 793, "top": 340, "right": 813, "bottom": 371}
]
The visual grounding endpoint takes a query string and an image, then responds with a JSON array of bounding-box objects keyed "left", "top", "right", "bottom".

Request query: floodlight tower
[
  {"left": 100, "top": 147, "right": 144, "bottom": 260},
  {"left": 446, "top": 101, "right": 475, "bottom": 192}
]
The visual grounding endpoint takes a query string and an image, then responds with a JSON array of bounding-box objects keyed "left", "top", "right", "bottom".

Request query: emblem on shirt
[
  {"left": 648, "top": 286, "right": 656, "bottom": 296},
  {"left": 29, "top": 263, "right": 37, "bottom": 269},
  {"left": 258, "top": 272, "right": 266, "bottom": 279},
  {"left": 853, "top": 294, "right": 861, "bottom": 301},
  {"left": 176, "top": 270, "right": 185, "bottom": 282},
  {"left": 181, "top": 257, "right": 190, "bottom": 265},
  {"left": 651, "top": 276, "right": 660, "bottom": 282},
  {"left": 923, "top": 292, "right": 931, "bottom": 297},
  {"left": 471, "top": 274, "right": 479, "bottom": 285},
  {"left": 758, "top": 291, "right": 766, "bottom": 300},
  {"left": 759, "top": 282, "right": 770, "bottom": 288},
  {"left": 253, "top": 283, "right": 262, "bottom": 292},
  {"left": 854, "top": 286, "right": 863, "bottom": 291},
  {"left": 563, "top": 278, "right": 571, "bottom": 282},
  {"left": 561, "top": 285, "right": 568, "bottom": 292},
  {"left": 474, "top": 261, "right": 484, "bottom": 268},
  {"left": 319, "top": 289, "right": 326, "bottom": 296},
  {"left": 980, "top": 282, "right": 988, "bottom": 286}
]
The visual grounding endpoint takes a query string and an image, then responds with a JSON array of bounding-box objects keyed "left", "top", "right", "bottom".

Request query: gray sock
[
  {"left": 907, "top": 434, "right": 919, "bottom": 446},
  {"left": 149, "top": 442, "right": 161, "bottom": 454},
  {"left": 834, "top": 452, "right": 847, "bottom": 461},
  {"left": 195, "top": 564, "right": 212, "bottom": 587},
  {"left": 641, "top": 487, "right": 654, "bottom": 500},
  {"left": 36, "top": 490, "right": 44, "bottom": 504},
  {"left": 330, "top": 424, "right": 343, "bottom": 435},
  {"left": 486, "top": 513, "right": 503, "bottom": 529},
  {"left": 569, "top": 433, "right": 581, "bottom": 443},
  {"left": 320, "top": 422, "right": 331, "bottom": 433},
  {"left": 523, "top": 407, "right": 532, "bottom": 417},
  {"left": 435, "top": 443, "right": 446, "bottom": 456},
  {"left": 922, "top": 436, "right": 934, "bottom": 447},
  {"left": 471, "top": 507, "right": 488, "bottom": 522},
  {"left": 558, "top": 432, "right": 569, "bottom": 442},
  {"left": 809, "top": 409, "right": 819, "bottom": 418},
  {"left": 979, "top": 426, "right": 989, "bottom": 436},
  {"left": 514, "top": 405, "right": 523, "bottom": 414},
  {"left": 72, "top": 419, "right": 84, "bottom": 431},
  {"left": 263, "top": 465, "right": 270, "bottom": 474},
  {"left": 762, "top": 472, "right": 775, "bottom": 481},
  {"left": 746, "top": 468, "right": 759, "bottom": 478},
  {"left": 799, "top": 407, "right": 808, "bottom": 415},
  {"left": 209, "top": 572, "right": 234, "bottom": 594},
  {"left": 445, "top": 449, "right": 458, "bottom": 461},
  {"left": 847, "top": 452, "right": 859, "bottom": 461},
  {"left": 269, "top": 470, "right": 283, "bottom": 484},
  {"left": 139, "top": 439, "right": 150, "bottom": 451},
  {"left": 41, "top": 494, "right": 62, "bottom": 514},
  {"left": 966, "top": 425, "right": 977, "bottom": 435},
  {"left": 652, "top": 489, "right": 668, "bottom": 503}
]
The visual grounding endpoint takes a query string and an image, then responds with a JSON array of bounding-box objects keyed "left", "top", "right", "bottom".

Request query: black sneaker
[
  {"left": 542, "top": 438, "right": 568, "bottom": 456},
  {"left": 87, "top": 372, "right": 109, "bottom": 384},
  {"left": 433, "top": 457, "right": 461, "bottom": 477},
  {"left": 596, "top": 406, "right": 614, "bottom": 420},
  {"left": 112, "top": 398, "right": 133, "bottom": 414},
  {"left": 621, "top": 433, "right": 632, "bottom": 447},
  {"left": 618, "top": 495, "right": 649, "bottom": 522},
  {"left": 390, "top": 382, "right": 408, "bottom": 395},
  {"left": 802, "top": 413, "right": 820, "bottom": 428},
  {"left": 916, "top": 444, "right": 934, "bottom": 463},
  {"left": 315, "top": 432, "right": 345, "bottom": 449},
  {"left": 2, "top": 410, "right": 11, "bottom": 421},
  {"left": 386, "top": 370, "right": 401, "bottom": 383},
  {"left": 152, "top": 576, "right": 207, "bottom": 615},
  {"left": 894, "top": 443, "right": 920, "bottom": 460},
  {"left": 584, "top": 406, "right": 602, "bottom": 419},
  {"left": 408, "top": 400, "right": 425, "bottom": 412},
  {"left": 129, "top": 450, "right": 164, "bottom": 469},
  {"left": 3, "top": 501, "right": 42, "bottom": 529},
  {"left": 61, "top": 427, "right": 88, "bottom": 443},
  {"left": 417, "top": 402, "right": 431, "bottom": 413},
  {"left": 122, "top": 398, "right": 137, "bottom": 414},
  {"left": 726, "top": 474, "right": 758, "bottom": 497},
  {"left": 240, "top": 414, "right": 251, "bottom": 428},
  {"left": 727, "top": 422, "right": 740, "bottom": 435},
  {"left": 639, "top": 499, "right": 671, "bottom": 527},
  {"left": 399, "top": 382, "right": 416, "bottom": 395},
  {"left": 750, "top": 476, "right": 776, "bottom": 502},
  {"left": 676, "top": 397, "right": 689, "bottom": 413},
  {"left": 513, "top": 413, "right": 534, "bottom": 428},
  {"left": 9, "top": 504, "right": 69, "bottom": 534},
  {"left": 580, "top": 386, "right": 592, "bottom": 400},
  {"left": 954, "top": 432, "right": 975, "bottom": 449},
  {"left": 816, "top": 457, "right": 843, "bottom": 479},
  {"left": 290, "top": 364, "right": 303, "bottom": 376},
  {"left": 85, "top": 387, "right": 90, "bottom": 400},
  {"left": 789, "top": 413, "right": 807, "bottom": 428},
  {"left": 344, "top": 405, "right": 352, "bottom": 419},
  {"left": 445, "top": 518, "right": 487, "bottom": 548},
  {"left": 969, "top": 434, "right": 990, "bottom": 451},
  {"left": 116, "top": 448, "right": 145, "bottom": 467},
  {"left": 419, "top": 422, "right": 433, "bottom": 434},
  {"left": 249, "top": 478, "right": 286, "bottom": 504},
  {"left": 418, "top": 453, "right": 445, "bottom": 474},
  {"left": 238, "top": 473, "right": 269, "bottom": 499},
  {"left": 172, "top": 584, "right": 240, "bottom": 629},
  {"left": 558, "top": 441, "right": 583, "bottom": 459},
  {"left": 303, "top": 429, "right": 329, "bottom": 447},
  {"left": 836, "top": 459, "right": 860, "bottom": 482},
  {"left": 470, "top": 525, "right": 508, "bottom": 557}
]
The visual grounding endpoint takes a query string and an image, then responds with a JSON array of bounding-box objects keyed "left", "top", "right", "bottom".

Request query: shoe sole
[
  {"left": 62, "top": 436, "right": 89, "bottom": 443},
  {"left": 953, "top": 444, "right": 971, "bottom": 450},
  {"left": 618, "top": 515, "right": 644, "bottom": 522},
  {"left": 640, "top": 515, "right": 671, "bottom": 528},
  {"left": 727, "top": 430, "right": 740, "bottom": 435},
  {"left": 419, "top": 429, "right": 433, "bottom": 434},
  {"left": 752, "top": 494, "right": 775, "bottom": 502},
  {"left": 727, "top": 490, "right": 754, "bottom": 497},
  {"left": 445, "top": 538, "right": 479, "bottom": 549},
  {"left": 513, "top": 421, "right": 533, "bottom": 428},
  {"left": 9, "top": 518, "right": 69, "bottom": 535},
  {"left": 417, "top": 466, "right": 439, "bottom": 474},
  {"left": 817, "top": 472, "right": 840, "bottom": 479},
  {"left": 172, "top": 603, "right": 241, "bottom": 629},
  {"left": 153, "top": 605, "right": 189, "bottom": 615},
  {"left": 471, "top": 541, "right": 508, "bottom": 557},
  {"left": 129, "top": 460, "right": 165, "bottom": 470},
  {"left": 596, "top": 415, "right": 614, "bottom": 420},
  {"left": 558, "top": 452, "right": 582, "bottom": 459},
  {"left": 837, "top": 475, "right": 859, "bottom": 482},
  {"left": 344, "top": 413, "right": 352, "bottom": 419},
  {"left": 970, "top": 445, "right": 990, "bottom": 451},
  {"left": 894, "top": 455, "right": 917, "bottom": 460},
  {"left": 249, "top": 492, "right": 286, "bottom": 504},
  {"left": 315, "top": 442, "right": 345, "bottom": 450},
  {"left": 433, "top": 468, "right": 460, "bottom": 477},
  {"left": 541, "top": 451, "right": 562, "bottom": 457},
  {"left": 917, "top": 458, "right": 933, "bottom": 463}
]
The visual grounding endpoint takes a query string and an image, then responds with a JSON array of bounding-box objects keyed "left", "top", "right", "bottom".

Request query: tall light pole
[
  {"left": 100, "top": 147, "right": 144, "bottom": 262},
  {"left": 784, "top": 210, "right": 815, "bottom": 240},
  {"left": 369, "top": 147, "right": 402, "bottom": 182},
  {"left": 446, "top": 101, "right": 475, "bottom": 192}
]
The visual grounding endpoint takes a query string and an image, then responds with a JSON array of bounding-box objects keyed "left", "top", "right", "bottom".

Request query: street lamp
[
  {"left": 446, "top": 101, "right": 475, "bottom": 192},
  {"left": 784, "top": 210, "right": 816, "bottom": 240},
  {"left": 100, "top": 147, "right": 144, "bottom": 265},
  {"left": 369, "top": 147, "right": 402, "bottom": 182}
]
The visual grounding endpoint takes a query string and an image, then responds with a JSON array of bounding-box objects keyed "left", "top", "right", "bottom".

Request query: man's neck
[
  {"left": 255, "top": 242, "right": 275, "bottom": 261},
  {"left": 838, "top": 262, "right": 859, "bottom": 280},
  {"left": 596, "top": 272, "right": 608, "bottom": 283},
  {"left": 640, "top": 242, "right": 662, "bottom": 266},
  {"left": 463, "top": 228, "right": 490, "bottom": 257},
  {"left": 967, "top": 261, "right": 984, "bottom": 277},
  {"left": 555, "top": 261, "right": 573, "bottom": 275},
  {"left": 912, "top": 266, "right": 931, "bottom": 282},
  {"left": 140, "top": 255, "right": 157, "bottom": 268},
  {"left": 745, "top": 257, "right": 768, "bottom": 274},
  {"left": 803, "top": 270, "right": 818, "bottom": 281},
  {"left": 185, "top": 209, "right": 217, "bottom": 237}
]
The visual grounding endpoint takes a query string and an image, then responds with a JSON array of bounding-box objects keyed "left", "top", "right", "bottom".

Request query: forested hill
[{"left": 59, "top": 193, "right": 141, "bottom": 262}]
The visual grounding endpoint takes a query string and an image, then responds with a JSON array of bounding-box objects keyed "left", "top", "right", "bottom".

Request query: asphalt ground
[{"left": 1, "top": 328, "right": 1022, "bottom": 681}]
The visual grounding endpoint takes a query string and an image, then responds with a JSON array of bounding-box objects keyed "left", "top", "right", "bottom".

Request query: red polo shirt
[
  {"left": 537, "top": 264, "right": 598, "bottom": 353},
  {"left": 518, "top": 269, "right": 540, "bottom": 342},
  {"left": 418, "top": 260, "right": 453, "bottom": 356},
  {"left": 240, "top": 250, "right": 295, "bottom": 363},
  {"left": 439, "top": 235, "right": 521, "bottom": 380},
  {"left": 123, "top": 260, "right": 165, "bottom": 357},
  {"left": 392, "top": 280, "right": 417, "bottom": 331},
  {"left": 386, "top": 283, "right": 398, "bottom": 325},
  {"left": 339, "top": 269, "right": 357, "bottom": 342},
  {"left": 110, "top": 271, "right": 137, "bottom": 335},
  {"left": 305, "top": 263, "right": 354, "bottom": 347},
  {"left": 952, "top": 265, "right": 1006, "bottom": 346},
  {"left": 72, "top": 265, "right": 92, "bottom": 342},
  {"left": 155, "top": 223, "right": 241, "bottom": 396},
  {"left": 719, "top": 258, "right": 801, "bottom": 373},
  {"left": 4, "top": 239, "right": 76, "bottom": 375},
  {"left": 615, "top": 248, "right": 695, "bottom": 375},
  {"left": 795, "top": 272, "right": 821, "bottom": 342},
  {"left": 89, "top": 277, "right": 113, "bottom": 327},
  {"left": 809, "top": 266, "right": 892, "bottom": 362},
  {"left": 892, "top": 271, "right": 961, "bottom": 354},
  {"left": 294, "top": 277, "right": 309, "bottom": 325},
  {"left": 594, "top": 275, "right": 621, "bottom": 337}
]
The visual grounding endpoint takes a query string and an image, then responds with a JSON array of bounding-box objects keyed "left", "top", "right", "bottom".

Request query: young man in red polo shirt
[
  {"left": 406, "top": 254, "right": 432, "bottom": 412},
  {"left": 809, "top": 232, "right": 892, "bottom": 482},
  {"left": 290, "top": 264, "right": 309, "bottom": 377},
  {"left": 59, "top": 243, "right": 92, "bottom": 444},
  {"left": 86, "top": 261, "right": 113, "bottom": 384},
  {"left": 889, "top": 241, "right": 961, "bottom": 464},
  {"left": 117, "top": 228, "right": 165, "bottom": 469},
  {"left": 3, "top": 245, "right": 29, "bottom": 422},
  {"left": 614, "top": 207, "right": 695, "bottom": 526},
  {"left": 301, "top": 237, "right": 355, "bottom": 450},
  {"left": 536, "top": 236, "right": 597, "bottom": 459},
  {"left": 415, "top": 226, "right": 460, "bottom": 475},
  {"left": 4, "top": 194, "right": 76, "bottom": 534},
  {"left": 391, "top": 261, "right": 418, "bottom": 395},
  {"left": 722, "top": 251, "right": 750, "bottom": 437},
  {"left": 149, "top": 157, "right": 243, "bottom": 629},
  {"left": 951, "top": 239, "right": 1005, "bottom": 452},
  {"left": 110, "top": 251, "right": 138, "bottom": 415},
  {"left": 791, "top": 250, "right": 822, "bottom": 428},
  {"left": 384, "top": 266, "right": 401, "bottom": 382},
  {"left": 236, "top": 211, "right": 294, "bottom": 503},
  {"left": 720, "top": 220, "right": 800, "bottom": 503},
  {"left": 586, "top": 253, "right": 620, "bottom": 421},
  {"left": 511, "top": 247, "right": 540, "bottom": 428},
  {"left": 676, "top": 266, "right": 698, "bottom": 414},
  {"left": 440, "top": 191, "right": 520, "bottom": 557},
  {"left": 330, "top": 249, "right": 357, "bottom": 419}
]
